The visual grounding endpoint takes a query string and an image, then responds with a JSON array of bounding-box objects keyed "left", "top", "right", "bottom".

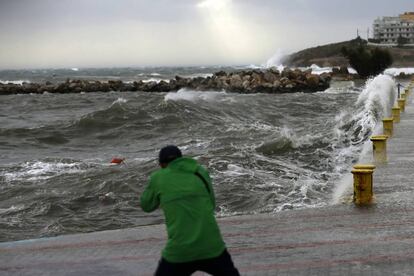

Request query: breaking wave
[
  {"left": 164, "top": 89, "right": 227, "bottom": 102},
  {"left": 385, "top": 67, "right": 414, "bottom": 76},
  {"left": 3, "top": 159, "right": 90, "bottom": 182},
  {"left": 0, "top": 80, "right": 30, "bottom": 85},
  {"left": 0, "top": 73, "right": 400, "bottom": 242},
  {"left": 332, "top": 74, "right": 397, "bottom": 202}
]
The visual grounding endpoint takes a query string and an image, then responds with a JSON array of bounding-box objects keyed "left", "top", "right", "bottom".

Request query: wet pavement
[{"left": 2, "top": 82, "right": 414, "bottom": 275}]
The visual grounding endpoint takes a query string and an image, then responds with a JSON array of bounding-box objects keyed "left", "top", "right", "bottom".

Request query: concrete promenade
[{"left": 2, "top": 83, "right": 414, "bottom": 275}]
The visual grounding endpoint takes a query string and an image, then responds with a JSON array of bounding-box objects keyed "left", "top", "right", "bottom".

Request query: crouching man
[{"left": 141, "top": 145, "right": 240, "bottom": 276}]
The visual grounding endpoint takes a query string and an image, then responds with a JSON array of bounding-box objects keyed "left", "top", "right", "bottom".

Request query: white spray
[
  {"left": 332, "top": 74, "right": 397, "bottom": 203},
  {"left": 263, "top": 49, "right": 286, "bottom": 71}
]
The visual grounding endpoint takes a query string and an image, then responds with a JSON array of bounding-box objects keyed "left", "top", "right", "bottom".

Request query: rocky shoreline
[{"left": 0, "top": 68, "right": 344, "bottom": 95}]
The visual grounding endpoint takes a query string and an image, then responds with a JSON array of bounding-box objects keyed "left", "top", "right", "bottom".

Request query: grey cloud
[{"left": 0, "top": 0, "right": 413, "bottom": 69}]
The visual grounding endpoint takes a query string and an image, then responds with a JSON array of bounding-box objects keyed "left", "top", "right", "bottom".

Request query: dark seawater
[
  {"left": 0, "top": 66, "right": 240, "bottom": 84},
  {"left": 0, "top": 67, "right": 397, "bottom": 242}
]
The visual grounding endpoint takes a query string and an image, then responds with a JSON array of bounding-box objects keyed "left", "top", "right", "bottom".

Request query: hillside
[{"left": 284, "top": 38, "right": 414, "bottom": 68}]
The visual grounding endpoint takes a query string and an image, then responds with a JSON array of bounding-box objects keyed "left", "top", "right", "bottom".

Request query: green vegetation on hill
[
  {"left": 284, "top": 37, "right": 414, "bottom": 68},
  {"left": 341, "top": 45, "right": 393, "bottom": 77}
]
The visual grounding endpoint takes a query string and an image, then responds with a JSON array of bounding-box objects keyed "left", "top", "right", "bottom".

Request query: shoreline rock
[
  {"left": 0, "top": 68, "right": 336, "bottom": 95},
  {"left": 395, "top": 72, "right": 414, "bottom": 79}
]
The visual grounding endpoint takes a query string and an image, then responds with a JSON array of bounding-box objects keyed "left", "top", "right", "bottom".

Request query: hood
[{"left": 168, "top": 157, "right": 198, "bottom": 173}]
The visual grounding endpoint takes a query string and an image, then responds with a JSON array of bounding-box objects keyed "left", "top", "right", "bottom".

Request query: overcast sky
[{"left": 0, "top": 0, "right": 413, "bottom": 69}]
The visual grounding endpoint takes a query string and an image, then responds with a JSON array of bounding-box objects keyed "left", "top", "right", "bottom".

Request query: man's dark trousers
[{"left": 155, "top": 249, "right": 240, "bottom": 276}]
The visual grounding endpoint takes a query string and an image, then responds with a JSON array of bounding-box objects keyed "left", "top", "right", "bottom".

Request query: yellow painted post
[
  {"left": 353, "top": 164, "right": 376, "bottom": 170},
  {"left": 401, "top": 92, "right": 406, "bottom": 100},
  {"left": 382, "top": 118, "right": 394, "bottom": 137},
  {"left": 370, "top": 135, "right": 388, "bottom": 163},
  {"left": 398, "top": 98, "right": 406, "bottom": 112},
  {"left": 392, "top": 107, "right": 401, "bottom": 123},
  {"left": 352, "top": 164, "right": 376, "bottom": 205}
]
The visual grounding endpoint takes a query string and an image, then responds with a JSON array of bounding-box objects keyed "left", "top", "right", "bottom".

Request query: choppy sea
[{"left": 0, "top": 66, "right": 399, "bottom": 242}]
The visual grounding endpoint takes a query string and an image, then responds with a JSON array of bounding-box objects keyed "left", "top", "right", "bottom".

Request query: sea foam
[
  {"left": 3, "top": 160, "right": 87, "bottom": 182},
  {"left": 332, "top": 74, "right": 396, "bottom": 203},
  {"left": 385, "top": 67, "right": 414, "bottom": 76},
  {"left": 0, "top": 80, "right": 30, "bottom": 85},
  {"left": 164, "top": 89, "right": 227, "bottom": 102}
]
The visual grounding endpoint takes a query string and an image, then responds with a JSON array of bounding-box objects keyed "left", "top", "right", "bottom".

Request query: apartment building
[{"left": 373, "top": 12, "right": 414, "bottom": 45}]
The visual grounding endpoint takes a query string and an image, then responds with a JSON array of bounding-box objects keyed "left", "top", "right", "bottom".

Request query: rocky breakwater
[
  {"left": 197, "top": 68, "right": 331, "bottom": 93},
  {"left": 0, "top": 68, "right": 331, "bottom": 95}
]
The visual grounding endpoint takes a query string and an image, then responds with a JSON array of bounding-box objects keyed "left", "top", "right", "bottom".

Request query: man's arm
[
  {"left": 198, "top": 166, "right": 216, "bottom": 208},
  {"left": 140, "top": 176, "right": 160, "bottom": 212}
]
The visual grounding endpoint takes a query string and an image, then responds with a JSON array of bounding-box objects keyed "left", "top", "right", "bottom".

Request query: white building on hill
[{"left": 373, "top": 12, "right": 414, "bottom": 46}]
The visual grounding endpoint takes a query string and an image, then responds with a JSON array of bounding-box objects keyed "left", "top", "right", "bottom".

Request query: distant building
[{"left": 373, "top": 12, "right": 414, "bottom": 45}]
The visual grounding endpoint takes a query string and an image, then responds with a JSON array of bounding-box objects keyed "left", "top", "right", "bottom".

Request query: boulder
[
  {"left": 230, "top": 74, "right": 243, "bottom": 88},
  {"left": 272, "top": 80, "right": 281, "bottom": 88},
  {"left": 280, "top": 77, "right": 290, "bottom": 85},
  {"left": 291, "top": 69, "right": 304, "bottom": 80},
  {"left": 251, "top": 72, "right": 263, "bottom": 83},
  {"left": 108, "top": 80, "right": 123, "bottom": 90},
  {"left": 68, "top": 83, "right": 78, "bottom": 89},
  {"left": 174, "top": 75, "right": 187, "bottom": 86},
  {"left": 55, "top": 83, "right": 70, "bottom": 93},
  {"left": 302, "top": 68, "right": 312, "bottom": 75},
  {"left": 319, "top": 72, "right": 332, "bottom": 83},
  {"left": 256, "top": 83, "right": 273, "bottom": 93},
  {"left": 157, "top": 80, "right": 173, "bottom": 92},
  {"left": 339, "top": 66, "right": 349, "bottom": 74},
  {"left": 100, "top": 83, "right": 111, "bottom": 92},
  {"left": 242, "top": 80, "right": 251, "bottom": 90},
  {"left": 285, "top": 83, "right": 296, "bottom": 89},
  {"left": 281, "top": 69, "right": 292, "bottom": 78},
  {"left": 242, "top": 75, "right": 252, "bottom": 82},
  {"left": 120, "top": 84, "right": 134, "bottom": 92},
  {"left": 269, "top": 67, "right": 280, "bottom": 75},
  {"left": 142, "top": 81, "right": 158, "bottom": 92},
  {"left": 168, "top": 79, "right": 178, "bottom": 90},
  {"left": 305, "top": 74, "right": 320, "bottom": 88},
  {"left": 398, "top": 72, "right": 407, "bottom": 79},
  {"left": 214, "top": 70, "right": 227, "bottom": 77},
  {"left": 263, "top": 71, "right": 277, "bottom": 83}
]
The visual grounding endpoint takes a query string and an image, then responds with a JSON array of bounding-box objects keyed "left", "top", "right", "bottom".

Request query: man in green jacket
[{"left": 141, "top": 145, "right": 239, "bottom": 276}]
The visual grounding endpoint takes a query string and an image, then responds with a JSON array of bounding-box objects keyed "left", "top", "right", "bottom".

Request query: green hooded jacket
[{"left": 140, "top": 157, "right": 225, "bottom": 263}]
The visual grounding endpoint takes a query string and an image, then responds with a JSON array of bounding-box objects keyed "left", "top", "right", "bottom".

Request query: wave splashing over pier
[{"left": 0, "top": 71, "right": 397, "bottom": 242}]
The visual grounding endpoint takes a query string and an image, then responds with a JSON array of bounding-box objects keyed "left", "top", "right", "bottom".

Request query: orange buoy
[{"left": 110, "top": 158, "right": 125, "bottom": 164}]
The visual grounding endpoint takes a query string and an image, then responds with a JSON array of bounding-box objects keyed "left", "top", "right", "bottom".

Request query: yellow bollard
[
  {"left": 401, "top": 92, "right": 407, "bottom": 100},
  {"left": 352, "top": 164, "right": 376, "bottom": 205},
  {"left": 353, "top": 164, "right": 376, "bottom": 170},
  {"left": 382, "top": 118, "right": 394, "bottom": 137},
  {"left": 392, "top": 107, "right": 401, "bottom": 123},
  {"left": 370, "top": 135, "right": 388, "bottom": 163},
  {"left": 398, "top": 98, "right": 406, "bottom": 112}
]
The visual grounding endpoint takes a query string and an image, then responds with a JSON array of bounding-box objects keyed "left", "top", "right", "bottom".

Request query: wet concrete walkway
[{"left": 2, "top": 82, "right": 414, "bottom": 276}]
